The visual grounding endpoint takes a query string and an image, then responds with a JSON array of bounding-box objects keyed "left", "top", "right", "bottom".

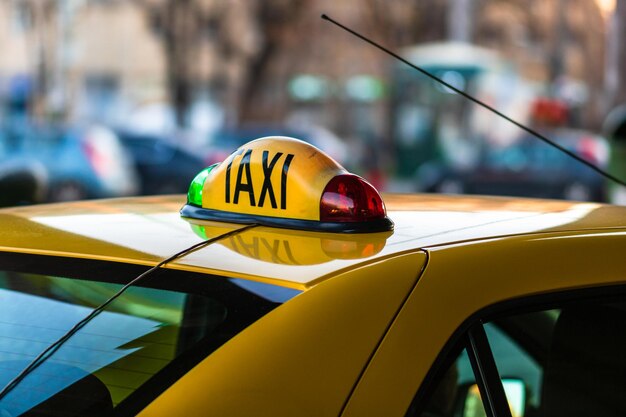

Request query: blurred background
[{"left": 1, "top": 0, "right": 626, "bottom": 207}]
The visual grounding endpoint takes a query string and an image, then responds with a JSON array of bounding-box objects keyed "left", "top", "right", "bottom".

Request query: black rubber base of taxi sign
[{"left": 180, "top": 204, "right": 394, "bottom": 234}]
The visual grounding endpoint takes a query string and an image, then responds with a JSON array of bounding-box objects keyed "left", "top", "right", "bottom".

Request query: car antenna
[{"left": 321, "top": 14, "right": 626, "bottom": 189}]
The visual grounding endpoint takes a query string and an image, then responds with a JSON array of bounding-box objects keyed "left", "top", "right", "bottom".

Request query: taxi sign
[{"left": 180, "top": 136, "right": 393, "bottom": 233}]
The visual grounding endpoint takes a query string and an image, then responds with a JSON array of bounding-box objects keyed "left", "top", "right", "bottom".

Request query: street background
[{"left": 1, "top": 0, "right": 626, "bottom": 205}]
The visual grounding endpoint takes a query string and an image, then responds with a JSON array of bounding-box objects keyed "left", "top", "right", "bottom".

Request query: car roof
[{"left": 0, "top": 194, "right": 624, "bottom": 290}]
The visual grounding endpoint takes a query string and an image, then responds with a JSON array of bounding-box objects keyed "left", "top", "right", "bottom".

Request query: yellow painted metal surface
[
  {"left": 0, "top": 196, "right": 243, "bottom": 267},
  {"left": 138, "top": 252, "right": 426, "bottom": 417},
  {"left": 202, "top": 136, "right": 345, "bottom": 220},
  {"left": 186, "top": 219, "right": 391, "bottom": 265},
  {"left": 342, "top": 228, "right": 626, "bottom": 417},
  {"left": 1, "top": 193, "right": 626, "bottom": 415},
  {"left": 174, "top": 195, "right": 626, "bottom": 287},
  {"left": 0, "top": 194, "right": 625, "bottom": 289}
]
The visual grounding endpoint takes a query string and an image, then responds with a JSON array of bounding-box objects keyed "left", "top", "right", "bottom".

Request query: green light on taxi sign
[{"left": 188, "top": 164, "right": 219, "bottom": 206}]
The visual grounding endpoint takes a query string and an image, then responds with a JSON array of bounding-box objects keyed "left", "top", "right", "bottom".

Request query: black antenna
[{"left": 321, "top": 14, "right": 626, "bottom": 188}]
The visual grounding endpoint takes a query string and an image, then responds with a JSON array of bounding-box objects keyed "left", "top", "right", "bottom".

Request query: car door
[{"left": 340, "top": 228, "right": 626, "bottom": 416}]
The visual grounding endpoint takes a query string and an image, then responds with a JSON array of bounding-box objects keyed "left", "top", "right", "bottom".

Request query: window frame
[{"left": 406, "top": 284, "right": 626, "bottom": 417}]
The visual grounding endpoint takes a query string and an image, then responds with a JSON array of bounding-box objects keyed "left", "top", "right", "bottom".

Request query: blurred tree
[
  {"left": 238, "top": 0, "right": 310, "bottom": 122},
  {"left": 140, "top": 0, "right": 321, "bottom": 128},
  {"left": 475, "top": 0, "right": 606, "bottom": 127},
  {"left": 163, "top": 0, "right": 194, "bottom": 128},
  {"left": 362, "top": 0, "right": 447, "bottom": 46},
  {"left": 616, "top": 0, "right": 626, "bottom": 105},
  {"left": 130, "top": 0, "right": 608, "bottom": 132},
  {"left": 141, "top": 0, "right": 262, "bottom": 128},
  {"left": 16, "top": 0, "right": 58, "bottom": 118},
  {"left": 143, "top": 0, "right": 201, "bottom": 127},
  {"left": 139, "top": 0, "right": 450, "bottom": 129}
]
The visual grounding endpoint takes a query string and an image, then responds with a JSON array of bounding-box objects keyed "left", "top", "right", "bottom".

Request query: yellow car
[{"left": 0, "top": 137, "right": 625, "bottom": 417}]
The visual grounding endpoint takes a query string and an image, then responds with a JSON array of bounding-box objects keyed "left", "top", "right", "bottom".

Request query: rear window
[{"left": 0, "top": 253, "right": 300, "bottom": 416}]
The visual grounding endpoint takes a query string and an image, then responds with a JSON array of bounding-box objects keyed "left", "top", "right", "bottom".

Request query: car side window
[
  {"left": 412, "top": 348, "right": 487, "bottom": 417},
  {"left": 485, "top": 301, "right": 626, "bottom": 417},
  {"left": 412, "top": 297, "right": 626, "bottom": 417},
  {"left": 483, "top": 321, "right": 543, "bottom": 416},
  {"left": 0, "top": 261, "right": 301, "bottom": 416}
]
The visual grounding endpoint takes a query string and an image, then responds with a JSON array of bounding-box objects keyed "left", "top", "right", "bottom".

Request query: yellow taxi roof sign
[{"left": 180, "top": 136, "right": 393, "bottom": 233}]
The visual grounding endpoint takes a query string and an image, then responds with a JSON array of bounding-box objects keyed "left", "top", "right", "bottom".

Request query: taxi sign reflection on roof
[
  {"left": 187, "top": 222, "right": 391, "bottom": 265},
  {"left": 180, "top": 136, "right": 393, "bottom": 233}
]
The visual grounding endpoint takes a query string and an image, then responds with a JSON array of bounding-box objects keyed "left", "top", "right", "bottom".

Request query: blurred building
[
  {"left": 71, "top": 1, "right": 166, "bottom": 123},
  {"left": 0, "top": 0, "right": 613, "bottom": 134},
  {"left": 0, "top": 0, "right": 250, "bottom": 129},
  {"left": 0, "top": 0, "right": 166, "bottom": 124}
]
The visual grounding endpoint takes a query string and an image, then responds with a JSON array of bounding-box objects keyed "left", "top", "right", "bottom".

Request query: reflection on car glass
[
  {"left": 482, "top": 301, "right": 626, "bottom": 417},
  {"left": 0, "top": 264, "right": 300, "bottom": 416}
]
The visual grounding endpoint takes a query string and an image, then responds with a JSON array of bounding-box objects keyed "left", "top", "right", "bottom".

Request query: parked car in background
[
  {"left": 1, "top": 122, "right": 138, "bottom": 202},
  {"left": 116, "top": 130, "right": 208, "bottom": 195},
  {"left": 422, "top": 129, "right": 609, "bottom": 202},
  {"left": 0, "top": 129, "right": 46, "bottom": 206},
  {"left": 0, "top": 159, "right": 47, "bottom": 207}
]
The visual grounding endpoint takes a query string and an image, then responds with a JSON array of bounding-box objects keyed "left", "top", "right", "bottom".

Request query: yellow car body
[{"left": 0, "top": 193, "right": 625, "bottom": 416}]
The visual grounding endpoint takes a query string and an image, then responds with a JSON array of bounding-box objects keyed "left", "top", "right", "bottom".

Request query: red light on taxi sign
[
  {"left": 320, "top": 174, "right": 386, "bottom": 222},
  {"left": 180, "top": 136, "right": 393, "bottom": 233}
]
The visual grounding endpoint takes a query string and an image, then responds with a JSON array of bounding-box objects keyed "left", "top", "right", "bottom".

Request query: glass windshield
[{"left": 0, "top": 253, "right": 300, "bottom": 416}]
